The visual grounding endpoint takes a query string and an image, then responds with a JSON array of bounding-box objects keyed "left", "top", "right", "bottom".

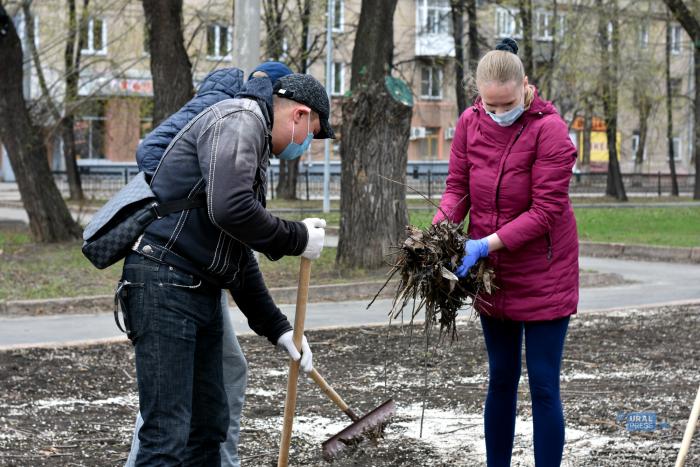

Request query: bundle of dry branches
[{"left": 370, "top": 221, "right": 494, "bottom": 341}]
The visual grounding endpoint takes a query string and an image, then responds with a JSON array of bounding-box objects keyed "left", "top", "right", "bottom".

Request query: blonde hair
[{"left": 476, "top": 50, "right": 534, "bottom": 109}]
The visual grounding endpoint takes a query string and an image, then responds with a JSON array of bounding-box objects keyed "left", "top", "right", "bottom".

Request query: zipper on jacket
[{"left": 546, "top": 232, "right": 553, "bottom": 261}]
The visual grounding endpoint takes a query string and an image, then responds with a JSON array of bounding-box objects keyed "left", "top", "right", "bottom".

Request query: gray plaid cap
[{"left": 273, "top": 74, "right": 335, "bottom": 139}]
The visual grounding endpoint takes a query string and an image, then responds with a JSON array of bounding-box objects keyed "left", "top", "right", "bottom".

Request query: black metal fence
[
  {"left": 569, "top": 172, "right": 696, "bottom": 196},
  {"left": 53, "top": 166, "right": 140, "bottom": 200},
  {"left": 52, "top": 165, "right": 696, "bottom": 200}
]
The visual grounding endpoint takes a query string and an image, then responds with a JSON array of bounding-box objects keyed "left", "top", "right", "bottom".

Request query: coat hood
[{"left": 196, "top": 67, "right": 245, "bottom": 97}]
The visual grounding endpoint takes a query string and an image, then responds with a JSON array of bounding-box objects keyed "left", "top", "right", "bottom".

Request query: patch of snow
[
  {"left": 246, "top": 388, "right": 279, "bottom": 398},
  {"left": 1, "top": 394, "right": 138, "bottom": 410}
]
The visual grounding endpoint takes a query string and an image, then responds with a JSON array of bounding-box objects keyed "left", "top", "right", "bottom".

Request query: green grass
[
  {"left": 574, "top": 207, "right": 700, "bottom": 247},
  {"left": 1, "top": 205, "right": 698, "bottom": 301},
  {"left": 408, "top": 206, "right": 700, "bottom": 248},
  {"left": 0, "top": 235, "right": 122, "bottom": 302},
  {"left": 257, "top": 247, "right": 382, "bottom": 288}
]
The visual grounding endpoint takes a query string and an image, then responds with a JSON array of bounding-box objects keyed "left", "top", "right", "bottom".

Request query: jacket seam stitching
[
  {"left": 207, "top": 230, "right": 224, "bottom": 271},
  {"left": 166, "top": 179, "right": 205, "bottom": 250}
]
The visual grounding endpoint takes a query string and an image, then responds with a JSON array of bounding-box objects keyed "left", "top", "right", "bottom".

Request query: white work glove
[
  {"left": 301, "top": 218, "right": 326, "bottom": 260},
  {"left": 276, "top": 330, "right": 313, "bottom": 373}
]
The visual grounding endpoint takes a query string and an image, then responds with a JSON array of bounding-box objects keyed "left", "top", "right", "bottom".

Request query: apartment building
[{"left": 0, "top": 0, "right": 695, "bottom": 179}]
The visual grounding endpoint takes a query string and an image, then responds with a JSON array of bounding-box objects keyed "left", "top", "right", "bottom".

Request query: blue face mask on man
[{"left": 276, "top": 112, "right": 313, "bottom": 160}]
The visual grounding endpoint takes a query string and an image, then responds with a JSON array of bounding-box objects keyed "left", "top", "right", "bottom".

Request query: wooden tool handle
[
  {"left": 675, "top": 383, "right": 700, "bottom": 467},
  {"left": 278, "top": 257, "right": 312, "bottom": 467},
  {"left": 309, "top": 369, "right": 347, "bottom": 411}
]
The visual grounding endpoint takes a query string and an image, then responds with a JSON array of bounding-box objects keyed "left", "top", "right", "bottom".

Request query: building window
[
  {"left": 332, "top": 0, "right": 344, "bottom": 32},
  {"left": 606, "top": 21, "right": 614, "bottom": 51},
  {"left": 672, "top": 137, "right": 682, "bottom": 161},
  {"left": 631, "top": 133, "right": 646, "bottom": 160},
  {"left": 417, "top": 0, "right": 452, "bottom": 35},
  {"left": 207, "top": 24, "right": 231, "bottom": 60},
  {"left": 331, "top": 62, "right": 344, "bottom": 96},
  {"left": 13, "top": 12, "right": 41, "bottom": 52},
  {"left": 670, "top": 77, "right": 683, "bottom": 96},
  {"left": 81, "top": 17, "right": 107, "bottom": 55},
  {"left": 671, "top": 24, "right": 682, "bottom": 54},
  {"left": 74, "top": 117, "right": 105, "bottom": 159},
  {"left": 536, "top": 11, "right": 554, "bottom": 41},
  {"left": 639, "top": 22, "right": 649, "bottom": 49},
  {"left": 143, "top": 24, "right": 150, "bottom": 55},
  {"left": 420, "top": 65, "right": 443, "bottom": 100},
  {"left": 496, "top": 7, "right": 522, "bottom": 39},
  {"left": 418, "top": 127, "right": 440, "bottom": 160}
]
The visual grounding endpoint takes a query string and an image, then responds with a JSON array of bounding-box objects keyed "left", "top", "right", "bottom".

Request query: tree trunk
[
  {"left": 660, "top": 0, "right": 700, "bottom": 199},
  {"left": 597, "top": 0, "right": 626, "bottom": 201},
  {"left": 451, "top": 0, "right": 467, "bottom": 116},
  {"left": 518, "top": 0, "right": 534, "bottom": 80},
  {"left": 61, "top": 0, "right": 89, "bottom": 201},
  {"left": 695, "top": 46, "right": 700, "bottom": 199},
  {"left": 277, "top": 158, "right": 299, "bottom": 199},
  {"left": 582, "top": 101, "right": 592, "bottom": 173},
  {"left": 635, "top": 101, "right": 650, "bottom": 173},
  {"left": 0, "top": 6, "right": 82, "bottom": 242},
  {"left": 276, "top": 0, "right": 312, "bottom": 200},
  {"left": 336, "top": 0, "right": 411, "bottom": 270},
  {"left": 142, "top": 0, "right": 193, "bottom": 126},
  {"left": 666, "top": 17, "right": 679, "bottom": 196},
  {"left": 466, "top": 0, "right": 479, "bottom": 102}
]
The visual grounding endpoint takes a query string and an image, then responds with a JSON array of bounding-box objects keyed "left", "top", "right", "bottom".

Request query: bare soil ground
[{"left": 1, "top": 304, "right": 699, "bottom": 466}]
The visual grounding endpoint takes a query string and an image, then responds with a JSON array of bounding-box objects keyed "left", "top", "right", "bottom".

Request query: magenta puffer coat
[{"left": 434, "top": 90, "right": 579, "bottom": 321}]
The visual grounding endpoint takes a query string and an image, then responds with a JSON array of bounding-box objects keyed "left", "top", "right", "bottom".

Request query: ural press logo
[{"left": 616, "top": 411, "right": 670, "bottom": 432}]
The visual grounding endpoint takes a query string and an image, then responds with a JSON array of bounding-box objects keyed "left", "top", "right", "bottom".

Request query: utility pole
[
  {"left": 323, "top": 0, "right": 334, "bottom": 213},
  {"left": 232, "top": 0, "right": 261, "bottom": 76}
]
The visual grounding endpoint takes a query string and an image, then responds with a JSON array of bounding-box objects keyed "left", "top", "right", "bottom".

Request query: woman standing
[{"left": 434, "top": 38, "right": 578, "bottom": 466}]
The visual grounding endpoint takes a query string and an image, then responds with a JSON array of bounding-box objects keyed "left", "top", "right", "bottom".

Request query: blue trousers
[
  {"left": 125, "top": 291, "right": 247, "bottom": 467},
  {"left": 120, "top": 253, "right": 230, "bottom": 466},
  {"left": 480, "top": 314, "right": 570, "bottom": 467}
]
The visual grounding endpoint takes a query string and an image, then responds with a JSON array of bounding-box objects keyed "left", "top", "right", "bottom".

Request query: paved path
[{"left": 1, "top": 256, "right": 698, "bottom": 349}]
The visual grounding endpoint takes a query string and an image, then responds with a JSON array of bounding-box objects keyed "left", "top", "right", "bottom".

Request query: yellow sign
[{"left": 579, "top": 131, "right": 622, "bottom": 162}]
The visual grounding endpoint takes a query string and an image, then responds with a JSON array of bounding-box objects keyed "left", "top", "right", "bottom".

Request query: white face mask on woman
[{"left": 486, "top": 104, "right": 525, "bottom": 127}]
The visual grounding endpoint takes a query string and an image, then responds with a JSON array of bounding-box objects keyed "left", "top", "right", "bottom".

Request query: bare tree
[
  {"left": 450, "top": 0, "right": 467, "bottom": 115},
  {"left": 581, "top": 100, "right": 593, "bottom": 172},
  {"left": 665, "top": 14, "right": 680, "bottom": 195},
  {"left": 632, "top": 87, "right": 653, "bottom": 173},
  {"left": 0, "top": 3, "right": 82, "bottom": 242},
  {"left": 22, "top": 0, "right": 87, "bottom": 201},
  {"left": 60, "top": 0, "right": 89, "bottom": 201},
  {"left": 662, "top": 0, "right": 700, "bottom": 199},
  {"left": 518, "top": 0, "right": 534, "bottom": 79},
  {"left": 466, "top": 0, "right": 479, "bottom": 75},
  {"left": 596, "top": 0, "right": 627, "bottom": 201},
  {"left": 262, "top": 0, "right": 328, "bottom": 200},
  {"left": 336, "top": 0, "right": 412, "bottom": 269},
  {"left": 142, "top": 0, "right": 193, "bottom": 126}
]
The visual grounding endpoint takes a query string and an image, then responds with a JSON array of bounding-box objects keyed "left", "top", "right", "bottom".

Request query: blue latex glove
[{"left": 455, "top": 238, "right": 489, "bottom": 278}]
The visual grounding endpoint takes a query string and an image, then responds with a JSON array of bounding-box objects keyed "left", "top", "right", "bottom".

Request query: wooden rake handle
[
  {"left": 309, "top": 368, "right": 360, "bottom": 422},
  {"left": 675, "top": 382, "right": 700, "bottom": 467},
  {"left": 278, "top": 257, "right": 312, "bottom": 467}
]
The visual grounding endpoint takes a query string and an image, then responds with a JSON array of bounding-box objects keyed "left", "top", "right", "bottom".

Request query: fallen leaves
[{"left": 370, "top": 221, "right": 495, "bottom": 342}]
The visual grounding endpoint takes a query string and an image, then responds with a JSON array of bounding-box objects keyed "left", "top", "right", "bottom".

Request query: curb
[
  {"left": 1, "top": 272, "right": 618, "bottom": 318},
  {"left": 580, "top": 241, "right": 700, "bottom": 264},
  {"left": 1, "top": 280, "right": 397, "bottom": 317},
  {"left": 3, "top": 299, "right": 700, "bottom": 352}
]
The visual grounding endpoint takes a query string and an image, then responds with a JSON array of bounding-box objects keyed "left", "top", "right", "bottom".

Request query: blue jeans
[
  {"left": 120, "top": 253, "right": 229, "bottom": 466},
  {"left": 480, "top": 314, "right": 570, "bottom": 467},
  {"left": 125, "top": 291, "right": 247, "bottom": 467}
]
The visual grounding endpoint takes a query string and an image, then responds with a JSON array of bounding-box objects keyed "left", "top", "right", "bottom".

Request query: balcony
[{"left": 415, "top": 31, "right": 455, "bottom": 57}]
